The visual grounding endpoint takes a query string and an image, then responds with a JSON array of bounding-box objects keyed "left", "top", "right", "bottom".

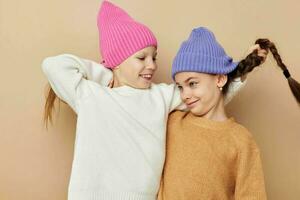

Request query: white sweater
[{"left": 41, "top": 54, "right": 244, "bottom": 200}]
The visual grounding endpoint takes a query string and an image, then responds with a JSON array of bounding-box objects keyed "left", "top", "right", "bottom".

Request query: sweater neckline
[
  {"left": 111, "top": 84, "right": 151, "bottom": 95},
  {"left": 184, "top": 112, "right": 235, "bottom": 131}
]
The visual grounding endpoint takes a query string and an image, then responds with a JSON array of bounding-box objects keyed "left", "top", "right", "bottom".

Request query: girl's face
[
  {"left": 113, "top": 46, "right": 157, "bottom": 89},
  {"left": 175, "top": 72, "right": 227, "bottom": 116}
]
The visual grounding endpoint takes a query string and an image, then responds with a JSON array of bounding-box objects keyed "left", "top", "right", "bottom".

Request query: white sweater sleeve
[
  {"left": 224, "top": 77, "right": 247, "bottom": 105},
  {"left": 171, "top": 85, "right": 186, "bottom": 111},
  {"left": 157, "top": 83, "right": 186, "bottom": 112},
  {"left": 41, "top": 54, "right": 113, "bottom": 113}
]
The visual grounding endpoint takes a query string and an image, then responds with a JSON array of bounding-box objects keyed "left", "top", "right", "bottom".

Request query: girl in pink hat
[{"left": 41, "top": 1, "right": 268, "bottom": 200}]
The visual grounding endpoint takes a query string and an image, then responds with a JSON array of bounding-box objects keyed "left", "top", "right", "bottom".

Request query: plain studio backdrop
[{"left": 0, "top": 0, "right": 299, "bottom": 199}]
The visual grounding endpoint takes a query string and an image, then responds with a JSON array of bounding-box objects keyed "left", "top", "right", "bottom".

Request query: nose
[
  {"left": 146, "top": 59, "right": 157, "bottom": 71},
  {"left": 181, "top": 88, "right": 192, "bottom": 102}
]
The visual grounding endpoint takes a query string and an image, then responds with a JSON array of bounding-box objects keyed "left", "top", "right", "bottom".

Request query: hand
[
  {"left": 240, "top": 44, "right": 269, "bottom": 82},
  {"left": 108, "top": 79, "right": 114, "bottom": 88},
  {"left": 248, "top": 44, "right": 269, "bottom": 64}
]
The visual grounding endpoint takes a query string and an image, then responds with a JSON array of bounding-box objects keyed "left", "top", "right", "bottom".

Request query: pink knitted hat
[{"left": 97, "top": 1, "right": 158, "bottom": 69}]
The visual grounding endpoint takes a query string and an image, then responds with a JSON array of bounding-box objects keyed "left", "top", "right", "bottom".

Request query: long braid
[{"left": 224, "top": 39, "right": 300, "bottom": 105}]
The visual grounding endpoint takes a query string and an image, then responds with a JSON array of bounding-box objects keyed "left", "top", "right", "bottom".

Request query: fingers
[
  {"left": 258, "top": 47, "right": 268, "bottom": 60},
  {"left": 250, "top": 44, "right": 269, "bottom": 62},
  {"left": 246, "top": 43, "right": 270, "bottom": 64},
  {"left": 252, "top": 44, "right": 260, "bottom": 51},
  {"left": 249, "top": 44, "right": 268, "bottom": 53},
  {"left": 258, "top": 49, "right": 268, "bottom": 63},
  {"left": 108, "top": 79, "right": 114, "bottom": 88},
  {"left": 247, "top": 44, "right": 260, "bottom": 54},
  {"left": 257, "top": 44, "right": 269, "bottom": 55}
]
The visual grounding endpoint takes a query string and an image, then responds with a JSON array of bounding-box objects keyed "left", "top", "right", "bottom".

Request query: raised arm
[{"left": 42, "top": 54, "right": 112, "bottom": 113}]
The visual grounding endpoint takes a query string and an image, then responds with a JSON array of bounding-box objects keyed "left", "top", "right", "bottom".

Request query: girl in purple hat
[
  {"left": 158, "top": 27, "right": 300, "bottom": 200},
  {"left": 41, "top": 1, "right": 268, "bottom": 200}
]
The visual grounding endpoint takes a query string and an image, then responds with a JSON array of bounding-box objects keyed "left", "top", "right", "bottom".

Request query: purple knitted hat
[{"left": 172, "top": 27, "right": 238, "bottom": 80}]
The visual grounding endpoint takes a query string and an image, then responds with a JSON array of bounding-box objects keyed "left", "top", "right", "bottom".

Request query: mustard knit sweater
[{"left": 158, "top": 111, "right": 267, "bottom": 200}]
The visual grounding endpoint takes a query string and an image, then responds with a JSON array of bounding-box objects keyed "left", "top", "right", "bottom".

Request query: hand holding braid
[{"left": 226, "top": 39, "right": 300, "bottom": 105}]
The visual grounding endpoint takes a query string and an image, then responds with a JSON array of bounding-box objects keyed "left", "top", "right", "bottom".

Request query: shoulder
[
  {"left": 168, "top": 110, "right": 186, "bottom": 124},
  {"left": 151, "top": 83, "right": 176, "bottom": 92},
  {"left": 229, "top": 121, "right": 260, "bottom": 151},
  {"left": 149, "top": 83, "right": 177, "bottom": 100}
]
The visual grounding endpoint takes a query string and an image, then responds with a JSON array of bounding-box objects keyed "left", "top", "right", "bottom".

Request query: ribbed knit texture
[
  {"left": 158, "top": 111, "right": 267, "bottom": 200},
  {"left": 41, "top": 53, "right": 247, "bottom": 200},
  {"left": 41, "top": 54, "right": 183, "bottom": 200},
  {"left": 97, "top": 1, "right": 157, "bottom": 68},
  {"left": 172, "top": 27, "right": 238, "bottom": 79}
]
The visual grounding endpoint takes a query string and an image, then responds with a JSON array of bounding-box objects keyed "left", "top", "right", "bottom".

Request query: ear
[{"left": 216, "top": 74, "right": 228, "bottom": 88}]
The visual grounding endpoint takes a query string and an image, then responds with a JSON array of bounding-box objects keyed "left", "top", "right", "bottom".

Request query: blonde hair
[{"left": 43, "top": 84, "right": 60, "bottom": 129}]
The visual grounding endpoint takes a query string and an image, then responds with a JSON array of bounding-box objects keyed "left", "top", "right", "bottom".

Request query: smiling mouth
[
  {"left": 186, "top": 99, "right": 199, "bottom": 107},
  {"left": 139, "top": 74, "right": 153, "bottom": 81}
]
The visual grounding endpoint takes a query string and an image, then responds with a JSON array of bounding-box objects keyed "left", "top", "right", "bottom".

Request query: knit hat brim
[{"left": 172, "top": 53, "right": 238, "bottom": 80}]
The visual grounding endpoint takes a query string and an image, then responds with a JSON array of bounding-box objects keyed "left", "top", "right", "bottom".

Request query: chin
[
  {"left": 139, "top": 84, "right": 152, "bottom": 89},
  {"left": 190, "top": 105, "right": 207, "bottom": 116},
  {"left": 138, "top": 81, "right": 152, "bottom": 89},
  {"left": 190, "top": 110, "right": 205, "bottom": 116},
  {"left": 131, "top": 82, "right": 152, "bottom": 89}
]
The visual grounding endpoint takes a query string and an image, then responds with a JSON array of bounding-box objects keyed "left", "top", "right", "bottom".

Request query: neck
[
  {"left": 201, "top": 96, "right": 228, "bottom": 122},
  {"left": 112, "top": 70, "right": 124, "bottom": 88}
]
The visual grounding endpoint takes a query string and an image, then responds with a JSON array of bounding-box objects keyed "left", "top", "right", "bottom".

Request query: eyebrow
[
  {"left": 176, "top": 77, "right": 198, "bottom": 85},
  {"left": 137, "top": 51, "right": 157, "bottom": 57},
  {"left": 136, "top": 52, "right": 145, "bottom": 57}
]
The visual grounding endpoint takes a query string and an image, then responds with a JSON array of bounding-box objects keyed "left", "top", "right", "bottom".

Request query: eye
[
  {"left": 177, "top": 85, "right": 183, "bottom": 91},
  {"left": 152, "top": 56, "right": 157, "bottom": 61},
  {"left": 137, "top": 57, "right": 145, "bottom": 60},
  {"left": 189, "top": 81, "right": 198, "bottom": 88}
]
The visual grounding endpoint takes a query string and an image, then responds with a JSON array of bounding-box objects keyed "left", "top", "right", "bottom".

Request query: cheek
[
  {"left": 193, "top": 86, "right": 210, "bottom": 101},
  {"left": 193, "top": 86, "right": 218, "bottom": 109},
  {"left": 131, "top": 61, "right": 145, "bottom": 73},
  {"left": 202, "top": 83, "right": 218, "bottom": 98},
  {"left": 123, "top": 66, "right": 141, "bottom": 80},
  {"left": 192, "top": 92, "right": 214, "bottom": 114},
  {"left": 153, "top": 63, "right": 158, "bottom": 72},
  {"left": 120, "top": 68, "right": 132, "bottom": 80}
]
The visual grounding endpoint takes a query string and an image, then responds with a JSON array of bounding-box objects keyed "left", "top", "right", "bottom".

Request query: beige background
[{"left": 1, "top": 0, "right": 300, "bottom": 199}]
